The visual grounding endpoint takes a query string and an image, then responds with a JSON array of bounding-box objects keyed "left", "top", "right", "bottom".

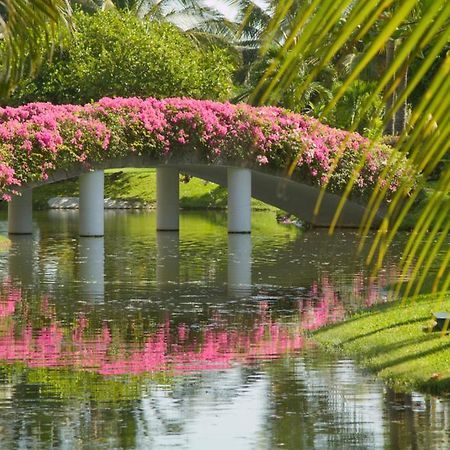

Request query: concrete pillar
[
  {"left": 8, "top": 189, "right": 33, "bottom": 235},
  {"left": 228, "top": 167, "right": 251, "bottom": 233},
  {"left": 156, "top": 167, "right": 179, "bottom": 231},
  {"left": 79, "top": 170, "right": 104, "bottom": 237},
  {"left": 79, "top": 237, "right": 105, "bottom": 303},
  {"left": 156, "top": 231, "right": 179, "bottom": 286},
  {"left": 228, "top": 233, "right": 252, "bottom": 298}
]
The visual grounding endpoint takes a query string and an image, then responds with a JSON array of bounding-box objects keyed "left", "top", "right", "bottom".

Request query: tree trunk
[
  {"left": 394, "top": 60, "right": 409, "bottom": 133},
  {"left": 384, "top": 39, "right": 396, "bottom": 135}
]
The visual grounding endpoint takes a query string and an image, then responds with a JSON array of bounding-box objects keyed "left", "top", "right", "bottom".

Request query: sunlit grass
[{"left": 313, "top": 294, "right": 450, "bottom": 393}]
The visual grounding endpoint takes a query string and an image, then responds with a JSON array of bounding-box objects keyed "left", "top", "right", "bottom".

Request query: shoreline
[{"left": 312, "top": 294, "right": 450, "bottom": 395}]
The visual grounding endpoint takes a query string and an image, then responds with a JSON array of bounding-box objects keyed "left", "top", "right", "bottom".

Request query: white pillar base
[
  {"left": 228, "top": 167, "right": 251, "bottom": 233},
  {"left": 8, "top": 189, "right": 33, "bottom": 235},
  {"left": 157, "top": 167, "right": 179, "bottom": 231},
  {"left": 79, "top": 170, "right": 104, "bottom": 237}
]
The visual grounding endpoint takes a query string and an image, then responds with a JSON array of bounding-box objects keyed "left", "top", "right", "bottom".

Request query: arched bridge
[{"left": 0, "top": 97, "right": 398, "bottom": 236}]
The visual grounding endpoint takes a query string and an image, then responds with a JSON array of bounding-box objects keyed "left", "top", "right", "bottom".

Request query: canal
[{"left": 0, "top": 210, "right": 448, "bottom": 449}]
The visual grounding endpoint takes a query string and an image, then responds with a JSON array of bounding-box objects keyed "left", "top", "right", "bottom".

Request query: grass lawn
[
  {"left": 312, "top": 294, "right": 450, "bottom": 394},
  {"left": 29, "top": 168, "right": 277, "bottom": 211}
]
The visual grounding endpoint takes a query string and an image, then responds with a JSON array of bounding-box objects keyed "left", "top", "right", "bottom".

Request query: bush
[{"left": 11, "top": 10, "right": 236, "bottom": 105}]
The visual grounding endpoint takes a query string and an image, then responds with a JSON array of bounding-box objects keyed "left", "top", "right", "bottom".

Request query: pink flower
[
  {"left": 0, "top": 96, "right": 403, "bottom": 200},
  {"left": 256, "top": 155, "right": 269, "bottom": 165}
]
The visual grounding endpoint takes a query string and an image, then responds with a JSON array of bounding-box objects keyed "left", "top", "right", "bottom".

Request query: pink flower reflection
[{"left": 0, "top": 273, "right": 393, "bottom": 376}]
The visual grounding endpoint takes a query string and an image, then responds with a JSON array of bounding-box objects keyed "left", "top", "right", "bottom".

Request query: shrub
[{"left": 11, "top": 10, "right": 236, "bottom": 105}]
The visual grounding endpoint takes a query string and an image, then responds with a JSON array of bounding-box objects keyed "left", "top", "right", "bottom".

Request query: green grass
[
  {"left": 312, "top": 294, "right": 450, "bottom": 394},
  {"left": 30, "top": 168, "right": 277, "bottom": 211}
]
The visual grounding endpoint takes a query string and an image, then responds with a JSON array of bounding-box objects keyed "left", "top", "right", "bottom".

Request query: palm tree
[
  {"left": 71, "top": 0, "right": 237, "bottom": 36},
  {"left": 249, "top": 0, "right": 450, "bottom": 300},
  {"left": 0, "top": 0, "right": 72, "bottom": 98}
]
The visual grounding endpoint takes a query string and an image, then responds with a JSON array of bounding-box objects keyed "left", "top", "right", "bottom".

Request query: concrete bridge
[{"left": 6, "top": 155, "right": 384, "bottom": 236}]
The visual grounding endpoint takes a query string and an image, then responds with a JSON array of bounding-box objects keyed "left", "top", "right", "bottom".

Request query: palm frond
[
  {"left": 251, "top": 0, "right": 450, "bottom": 298},
  {"left": 0, "top": 0, "right": 72, "bottom": 99}
]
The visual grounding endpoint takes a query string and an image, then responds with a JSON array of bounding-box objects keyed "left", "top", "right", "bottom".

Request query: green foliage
[
  {"left": 247, "top": 1, "right": 450, "bottom": 296},
  {"left": 0, "top": 0, "right": 71, "bottom": 99},
  {"left": 332, "top": 80, "right": 385, "bottom": 135},
  {"left": 241, "top": 48, "right": 384, "bottom": 136},
  {"left": 242, "top": 46, "right": 336, "bottom": 115},
  {"left": 11, "top": 9, "right": 236, "bottom": 105}
]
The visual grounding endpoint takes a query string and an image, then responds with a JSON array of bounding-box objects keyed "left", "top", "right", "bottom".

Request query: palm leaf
[
  {"left": 251, "top": 0, "right": 450, "bottom": 299},
  {"left": 0, "top": 0, "right": 72, "bottom": 98}
]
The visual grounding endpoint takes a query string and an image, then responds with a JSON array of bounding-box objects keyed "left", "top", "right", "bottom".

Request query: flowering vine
[{"left": 0, "top": 97, "right": 407, "bottom": 201}]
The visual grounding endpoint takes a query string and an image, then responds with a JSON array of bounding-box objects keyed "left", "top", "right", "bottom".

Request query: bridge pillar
[
  {"left": 79, "top": 170, "right": 104, "bottom": 237},
  {"left": 156, "top": 167, "right": 179, "bottom": 231},
  {"left": 8, "top": 189, "right": 33, "bottom": 235},
  {"left": 228, "top": 167, "right": 251, "bottom": 233}
]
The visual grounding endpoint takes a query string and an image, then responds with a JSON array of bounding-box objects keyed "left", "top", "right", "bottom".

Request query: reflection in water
[
  {"left": 0, "top": 210, "right": 448, "bottom": 449},
  {"left": 228, "top": 233, "right": 251, "bottom": 297},
  {"left": 0, "top": 282, "right": 304, "bottom": 374},
  {"left": 156, "top": 231, "right": 179, "bottom": 286},
  {"left": 79, "top": 237, "right": 105, "bottom": 303},
  {"left": 8, "top": 235, "right": 35, "bottom": 287}
]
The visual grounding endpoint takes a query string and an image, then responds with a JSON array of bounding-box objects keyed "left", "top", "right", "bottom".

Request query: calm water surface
[{"left": 0, "top": 210, "right": 448, "bottom": 449}]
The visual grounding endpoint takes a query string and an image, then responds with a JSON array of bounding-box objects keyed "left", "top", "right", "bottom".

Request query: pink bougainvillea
[{"left": 0, "top": 97, "right": 407, "bottom": 199}]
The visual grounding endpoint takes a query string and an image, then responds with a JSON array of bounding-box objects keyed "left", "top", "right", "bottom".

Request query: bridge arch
[{"left": 8, "top": 154, "right": 384, "bottom": 236}]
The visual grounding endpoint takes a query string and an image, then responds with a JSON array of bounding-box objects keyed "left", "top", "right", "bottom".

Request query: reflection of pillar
[
  {"left": 228, "top": 233, "right": 252, "bottom": 297},
  {"left": 228, "top": 167, "right": 251, "bottom": 233},
  {"left": 8, "top": 189, "right": 33, "bottom": 235},
  {"left": 156, "top": 231, "right": 179, "bottom": 286},
  {"left": 8, "top": 235, "right": 34, "bottom": 286},
  {"left": 79, "top": 237, "right": 104, "bottom": 303},
  {"left": 79, "top": 170, "right": 104, "bottom": 237},
  {"left": 157, "top": 167, "right": 179, "bottom": 231}
]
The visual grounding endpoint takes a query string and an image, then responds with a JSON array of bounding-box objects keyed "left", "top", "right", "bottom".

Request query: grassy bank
[
  {"left": 313, "top": 295, "right": 450, "bottom": 394},
  {"left": 28, "top": 168, "right": 277, "bottom": 211}
]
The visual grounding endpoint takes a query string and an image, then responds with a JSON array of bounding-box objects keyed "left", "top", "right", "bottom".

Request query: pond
[{"left": 0, "top": 210, "right": 448, "bottom": 449}]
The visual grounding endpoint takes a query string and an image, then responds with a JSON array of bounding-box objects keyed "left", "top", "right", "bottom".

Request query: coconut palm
[
  {"left": 250, "top": 0, "right": 450, "bottom": 301},
  {"left": 0, "top": 0, "right": 72, "bottom": 98},
  {"left": 71, "top": 0, "right": 237, "bottom": 36}
]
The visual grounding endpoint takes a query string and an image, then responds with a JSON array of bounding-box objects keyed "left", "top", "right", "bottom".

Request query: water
[{"left": 0, "top": 210, "right": 448, "bottom": 449}]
